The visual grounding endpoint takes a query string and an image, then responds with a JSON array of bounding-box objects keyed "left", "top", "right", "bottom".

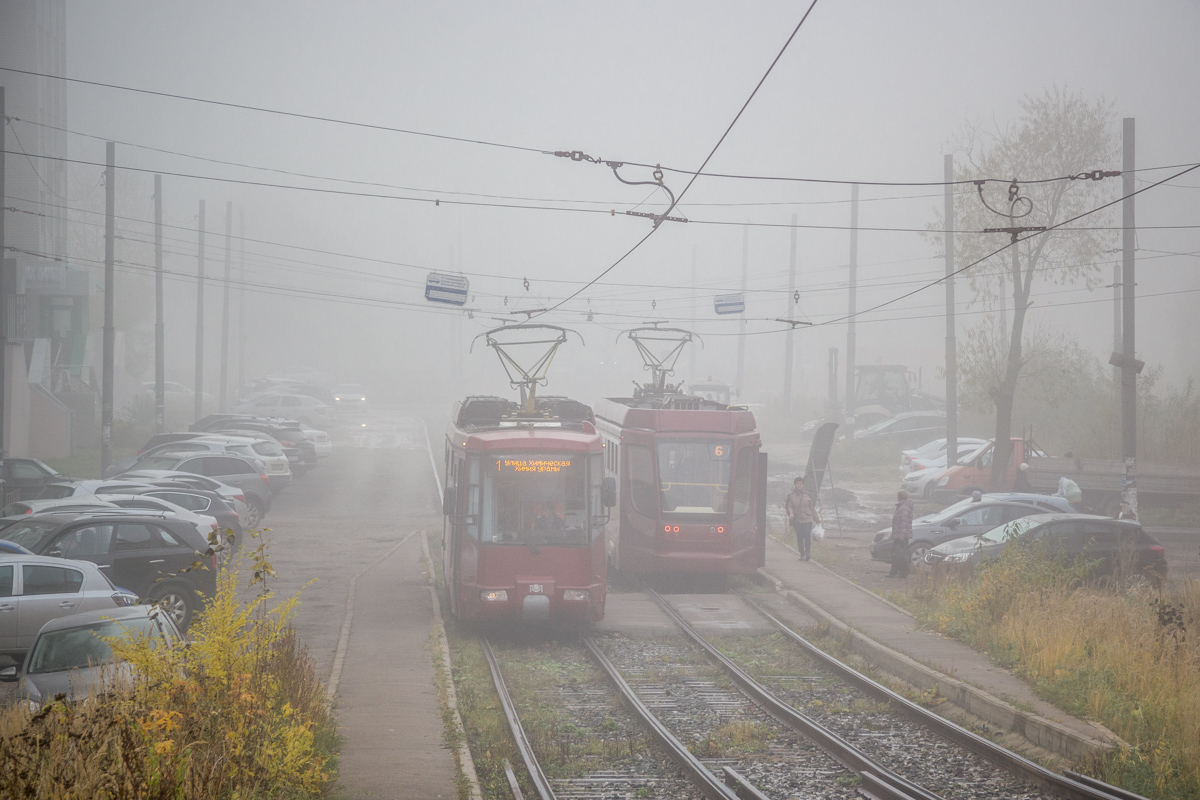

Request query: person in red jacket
[{"left": 888, "top": 490, "right": 914, "bottom": 578}]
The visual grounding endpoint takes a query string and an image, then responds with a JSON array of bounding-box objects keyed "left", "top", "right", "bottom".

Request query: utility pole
[
  {"left": 689, "top": 246, "right": 697, "bottom": 379},
  {"left": 237, "top": 209, "right": 245, "bottom": 396},
  {"left": 944, "top": 155, "right": 957, "bottom": 468},
  {"left": 101, "top": 142, "right": 116, "bottom": 473},
  {"left": 0, "top": 86, "right": 7, "bottom": 461},
  {"left": 735, "top": 225, "right": 748, "bottom": 399},
  {"left": 193, "top": 200, "right": 206, "bottom": 423},
  {"left": 783, "top": 213, "right": 798, "bottom": 415},
  {"left": 218, "top": 201, "right": 232, "bottom": 412},
  {"left": 845, "top": 184, "right": 858, "bottom": 429},
  {"left": 1119, "top": 117, "right": 1141, "bottom": 517},
  {"left": 154, "top": 175, "right": 165, "bottom": 434}
]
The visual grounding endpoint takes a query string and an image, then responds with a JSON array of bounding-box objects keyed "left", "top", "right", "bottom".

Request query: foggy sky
[{"left": 42, "top": 0, "right": 1200, "bottom": 409}]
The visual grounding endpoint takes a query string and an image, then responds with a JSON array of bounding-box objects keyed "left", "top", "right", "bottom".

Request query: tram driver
[{"left": 533, "top": 501, "right": 565, "bottom": 532}]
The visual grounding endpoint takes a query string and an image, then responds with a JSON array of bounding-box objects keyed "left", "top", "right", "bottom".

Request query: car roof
[
  {"left": 37, "top": 604, "right": 165, "bottom": 633},
  {"left": 0, "top": 552, "right": 107, "bottom": 570}
]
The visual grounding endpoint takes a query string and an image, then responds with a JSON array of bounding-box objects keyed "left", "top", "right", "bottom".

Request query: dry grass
[
  {"left": 0, "top": 539, "right": 336, "bottom": 800},
  {"left": 912, "top": 544, "right": 1200, "bottom": 799}
]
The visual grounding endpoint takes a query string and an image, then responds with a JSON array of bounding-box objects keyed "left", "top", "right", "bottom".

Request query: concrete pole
[
  {"left": 0, "top": 86, "right": 6, "bottom": 460},
  {"left": 237, "top": 209, "right": 245, "bottom": 396},
  {"left": 735, "top": 225, "right": 748, "bottom": 399},
  {"left": 1121, "top": 117, "right": 1138, "bottom": 516},
  {"left": 783, "top": 213, "right": 797, "bottom": 415},
  {"left": 218, "top": 201, "right": 232, "bottom": 412},
  {"left": 194, "top": 200, "right": 206, "bottom": 423},
  {"left": 944, "top": 155, "right": 957, "bottom": 467},
  {"left": 154, "top": 175, "right": 165, "bottom": 434},
  {"left": 101, "top": 142, "right": 116, "bottom": 474},
  {"left": 689, "top": 246, "right": 697, "bottom": 379},
  {"left": 845, "top": 184, "right": 858, "bottom": 428}
]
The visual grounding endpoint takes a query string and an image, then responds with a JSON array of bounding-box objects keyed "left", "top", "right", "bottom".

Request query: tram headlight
[
  {"left": 562, "top": 590, "right": 589, "bottom": 602},
  {"left": 480, "top": 590, "right": 508, "bottom": 602}
]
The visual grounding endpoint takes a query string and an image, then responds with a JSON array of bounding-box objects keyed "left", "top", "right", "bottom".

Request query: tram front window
[
  {"left": 657, "top": 439, "right": 731, "bottom": 517},
  {"left": 481, "top": 456, "right": 588, "bottom": 546}
]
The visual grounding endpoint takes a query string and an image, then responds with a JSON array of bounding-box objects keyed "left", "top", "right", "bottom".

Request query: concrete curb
[
  {"left": 424, "top": 531, "right": 483, "bottom": 800},
  {"left": 759, "top": 566, "right": 1126, "bottom": 763},
  {"left": 772, "top": 532, "right": 914, "bottom": 617}
]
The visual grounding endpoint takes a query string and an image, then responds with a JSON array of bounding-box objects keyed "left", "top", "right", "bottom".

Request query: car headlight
[
  {"left": 27, "top": 699, "right": 41, "bottom": 713},
  {"left": 944, "top": 552, "right": 973, "bottom": 563},
  {"left": 873, "top": 530, "right": 891, "bottom": 543},
  {"left": 562, "top": 590, "right": 589, "bottom": 602},
  {"left": 480, "top": 590, "right": 508, "bottom": 602},
  {"left": 936, "top": 475, "right": 951, "bottom": 487}
]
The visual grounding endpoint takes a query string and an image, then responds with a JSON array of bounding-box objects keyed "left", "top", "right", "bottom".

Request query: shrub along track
[{"left": 477, "top": 587, "right": 1150, "bottom": 800}]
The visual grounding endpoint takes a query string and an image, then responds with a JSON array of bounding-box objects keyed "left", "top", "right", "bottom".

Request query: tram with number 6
[
  {"left": 441, "top": 326, "right": 613, "bottom": 623},
  {"left": 594, "top": 326, "right": 767, "bottom": 578}
]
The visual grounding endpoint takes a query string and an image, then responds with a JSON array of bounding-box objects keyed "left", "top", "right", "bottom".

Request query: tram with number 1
[
  {"left": 594, "top": 326, "right": 767, "bottom": 578},
  {"left": 441, "top": 326, "right": 613, "bottom": 623}
]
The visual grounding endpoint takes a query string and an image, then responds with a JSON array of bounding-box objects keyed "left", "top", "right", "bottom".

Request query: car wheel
[
  {"left": 151, "top": 584, "right": 196, "bottom": 631},
  {"left": 245, "top": 498, "right": 264, "bottom": 529},
  {"left": 909, "top": 542, "right": 931, "bottom": 565},
  {"left": 922, "top": 482, "right": 935, "bottom": 500}
]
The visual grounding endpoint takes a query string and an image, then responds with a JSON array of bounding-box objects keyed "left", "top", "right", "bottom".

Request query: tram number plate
[{"left": 709, "top": 444, "right": 729, "bottom": 459}]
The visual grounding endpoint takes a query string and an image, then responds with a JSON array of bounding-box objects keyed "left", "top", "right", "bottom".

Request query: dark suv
[
  {"left": 0, "top": 512, "right": 220, "bottom": 630},
  {"left": 125, "top": 452, "right": 272, "bottom": 528}
]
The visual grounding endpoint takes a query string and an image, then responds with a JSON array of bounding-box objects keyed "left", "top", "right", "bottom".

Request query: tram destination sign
[
  {"left": 425, "top": 271, "right": 469, "bottom": 306},
  {"left": 499, "top": 457, "right": 573, "bottom": 474},
  {"left": 713, "top": 293, "right": 745, "bottom": 315}
]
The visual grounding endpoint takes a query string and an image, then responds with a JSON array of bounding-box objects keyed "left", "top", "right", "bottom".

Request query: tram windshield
[
  {"left": 480, "top": 455, "right": 591, "bottom": 546},
  {"left": 657, "top": 439, "right": 731, "bottom": 517}
]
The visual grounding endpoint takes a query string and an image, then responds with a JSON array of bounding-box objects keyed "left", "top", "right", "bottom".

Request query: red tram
[
  {"left": 594, "top": 394, "right": 767, "bottom": 577},
  {"left": 441, "top": 395, "right": 610, "bottom": 623}
]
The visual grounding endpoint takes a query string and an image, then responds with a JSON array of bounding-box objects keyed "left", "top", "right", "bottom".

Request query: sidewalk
[
  {"left": 762, "top": 536, "right": 1123, "bottom": 760},
  {"left": 334, "top": 533, "right": 458, "bottom": 799}
]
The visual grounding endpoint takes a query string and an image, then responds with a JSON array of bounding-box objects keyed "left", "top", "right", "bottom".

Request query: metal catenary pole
[
  {"left": 844, "top": 184, "right": 859, "bottom": 430},
  {"left": 154, "top": 175, "right": 165, "bottom": 434},
  {"left": 689, "top": 246, "right": 697, "bottom": 379},
  {"left": 735, "top": 224, "right": 748, "bottom": 398},
  {"left": 0, "top": 86, "right": 7, "bottom": 461},
  {"left": 101, "top": 142, "right": 116, "bottom": 473},
  {"left": 943, "top": 155, "right": 957, "bottom": 466},
  {"left": 218, "top": 200, "right": 232, "bottom": 412},
  {"left": 237, "top": 208, "right": 245, "bottom": 396},
  {"left": 784, "top": 212, "right": 799, "bottom": 415},
  {"left": 1120, "top": 117, "right": 1138, "bottom": 516},
  {"left": 193, "top": 200, "right": 206, "bottom": 423}
]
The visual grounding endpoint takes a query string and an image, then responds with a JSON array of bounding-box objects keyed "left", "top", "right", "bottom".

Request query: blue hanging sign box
[
  {"left": 425, "top": 272, "right": 469, "bottom": 306},
  {"left": 714, "top": 293, "right": 745, "bottom": 315}
]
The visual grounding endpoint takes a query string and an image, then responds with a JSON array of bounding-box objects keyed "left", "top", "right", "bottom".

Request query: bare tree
[{"left": 938, "top": 88, "right": 1119, "bottom": 487}]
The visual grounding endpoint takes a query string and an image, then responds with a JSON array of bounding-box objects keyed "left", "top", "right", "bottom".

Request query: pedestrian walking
[
  {"left": 785, "top": 477, "right": 819, "bottom": 561},
  {"left": 888, "top": 489, "right": 914, "bottom": 578},
  {"left": 1013, "top": 462, "right": 1034, "bottom": 493}
]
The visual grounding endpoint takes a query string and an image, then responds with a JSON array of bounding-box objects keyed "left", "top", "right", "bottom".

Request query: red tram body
[
  {"left": 441, "top": 396, "right": 608, "bottom": 623},
  {"left": 594, "top": 395, "right": 768, "bottom": 576}
]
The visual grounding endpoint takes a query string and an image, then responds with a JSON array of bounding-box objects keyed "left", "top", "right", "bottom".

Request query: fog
[{"left": 21, "top": 1, "right": 1200, "bottom": 418}]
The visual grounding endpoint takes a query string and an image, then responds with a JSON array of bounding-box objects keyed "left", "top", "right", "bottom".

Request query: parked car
[
  {"left": 870, "top": 493, "right": 1077, "bottom": 565},
  {"left": 214, "top": 428, "right": 307, "bottom": 478},
  {"left": 900, "top": 437, "right": 988, "bottom": 473},
  {"left": 232, "top": 393, "right": 335, "bottom": 428},
  {"left": 0, "top": 605, "right": 184, "bottom": 711},
  {"left": 924, "top": 514, "right": 1168, "bottom": 585},
  {"left": 115, "top": 470, "right": 250, "bottom": 519},
  {"left": 95, "top": 494, "right": 220, "bottom": 539},
  {"left": 853, "top": 411, "right": 947, "bottom": 448},
  {"left": 120, "top": 453, "right": 272, "bottom": 528},
  {"left": 2, "top": 498, "right": 118, "bottom": 517},
  {"left": 36, "top": 479, "right": 161, "bottom": 500},
  {"left": 104, "top": 436, "right": 266, "bottom": 479},
  {"left": 0, "top": 458, "right": 69, "bottom": 504},
  {"left": 134, "top": 487, "right": 244, "bottom": 549},
  {"left": 901, "top": 444, "right": 993, "bottom": 499},
  {"left": 298, "top": 425, "right": 332, "bottom": 458},
  {"left": 0, "top": 554, "right": 132, "bottom": 659},
  {"left": 333, "top": 383, "right": 367, "bottom": 416},
  {"left": 1, "top": 512, "right": 220, "bottom": 630},
  {"left": 193, "top": 415, "right": 318, "bottom": 467},
  {"left": 0, "top": 541, "right": 33, "bottom": 554}
]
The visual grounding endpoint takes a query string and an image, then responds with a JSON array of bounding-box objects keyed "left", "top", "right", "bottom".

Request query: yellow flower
[{"left": 155, "top": 740, "right": 176, "bottom": 756}]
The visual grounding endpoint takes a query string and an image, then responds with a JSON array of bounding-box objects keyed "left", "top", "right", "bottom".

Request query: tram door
[{"left": 445, "top": 449, "right": 481, "bottom": 617}]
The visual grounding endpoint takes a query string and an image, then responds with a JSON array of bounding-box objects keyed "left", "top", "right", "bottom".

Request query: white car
[
  {"left": 299, "top": 425, "right": 332, "bottom": 458},
  {"left": 94, "top": 494, "right": 220, "bottom": 540},
  {"left": 900, "top": 437, "right": 987, "bottom": 473},
  {"left": 233, "top": 393, "right": 336, "bottom": 429},
  {"left": 2, "top": 497, "right": 119, "bottom": 517}
]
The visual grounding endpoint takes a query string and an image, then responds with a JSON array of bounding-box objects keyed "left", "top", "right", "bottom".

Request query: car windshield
[
  {"left": 977, "top": 517, "right": 1040, "bottom": 544},
  {"left": 961, "top": 441, "right": 991, "bottom": 463},
  {"left": 2, "top": 520, "right": 60, "bottom": 549},
  {"left": 929, "top": 498, "right": 979, "bottom": 522},
  {"left": 36, "top": 485, "right": 75, "bottom": 500},
  {"left": 657, "top": 439, "right": 732, "bottom": 516},
  {"left": 252, "top": 442, "right": 283, "bottom": 457},
  {"left": 480, "top": 454, "right": 591, "bottom": 546},
  {"left": 26, "top": 617, "right": 166, "bottom": 674},
  {"left": 138, "top": 455, "right": 185, "bottom": 470}
]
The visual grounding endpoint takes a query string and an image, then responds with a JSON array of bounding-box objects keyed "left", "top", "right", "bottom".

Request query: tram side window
[
  {"left": 590, "top": 453, "right": 604, "bottom": 541},
  {"left": 466, "top": 456, "right": 480, "bottom": 540},
  {"left": 626, "top": 445, "right": 656, "bottom": 516},
  {"left": 732, "top": 446, "right": 756, "bottom": 517}
]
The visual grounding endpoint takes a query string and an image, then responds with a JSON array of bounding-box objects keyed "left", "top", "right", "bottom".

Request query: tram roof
[
  {"left": 446, "top": 395, "right": 602, "bottom": 451},
  {"left": 593, "top": 396, "right": 758, "bottom": 434}
]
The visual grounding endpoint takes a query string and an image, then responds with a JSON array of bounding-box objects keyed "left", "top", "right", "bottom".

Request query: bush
[
  {"left": 913, "top": 542, "right": 1200, "bottom": 799},
  {"left": 0, "top": 539, "right": 335, "bottom": 799}
]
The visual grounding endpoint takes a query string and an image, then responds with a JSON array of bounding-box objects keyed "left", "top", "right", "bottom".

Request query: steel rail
[
  {"left": 643, "top": 587, "right": 944, "bottom": 800},
  {"left": 480, "top": 638, "right": 557, "bottom": 800},
  {"left": 735, "top": 589, "right": 1137, "bottom": 800},
  {"left": 721, "top": 766, "right": 772, "bottom": 800},
  {"left": 581, "top": 635, "right": 742, "bottom": 800}
]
